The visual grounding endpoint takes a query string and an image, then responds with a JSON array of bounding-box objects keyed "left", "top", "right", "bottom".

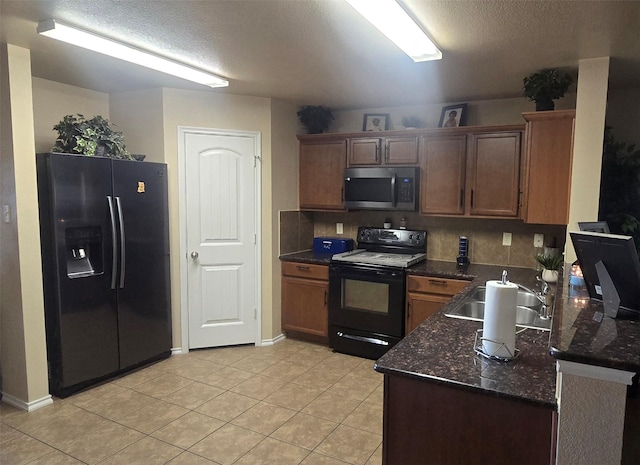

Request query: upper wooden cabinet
[
  {"left": 420, "top": 129, "right": 523, "bottom": 218},
  {"left": 420, "top": 135, "right": 467, "bottom": 215},
  {"left": 299, "top": 138, "right": 346, "bottom": 211},
  {"left": 521, "top": 110, "right": 576, "bottom": 225},
  {"left": 349, "top": 135, "right": 419, "bottom": 166},
  {"left": 298, "top": 126, "right": 524, "bottom": 217},
  {"left": 468, "top": 132, "right": 522, "bottom": 217}
]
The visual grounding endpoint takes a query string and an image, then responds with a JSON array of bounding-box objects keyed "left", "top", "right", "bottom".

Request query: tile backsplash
[{"left": 281, "top": 210, "right": 566, "bottom": 269}]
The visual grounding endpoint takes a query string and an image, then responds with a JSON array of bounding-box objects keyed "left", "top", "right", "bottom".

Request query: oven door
[{"left": 328, "top": 262, "right": 405, "bottom": 358}]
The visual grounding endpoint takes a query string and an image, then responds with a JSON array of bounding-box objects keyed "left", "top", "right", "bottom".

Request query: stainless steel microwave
[{"left": 343, "top": 166, "right": 419, "bottom": 211}]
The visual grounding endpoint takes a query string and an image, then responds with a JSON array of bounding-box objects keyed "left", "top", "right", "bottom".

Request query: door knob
[{"left": 190, "top": 251, "right": 199, "bottom": 259}]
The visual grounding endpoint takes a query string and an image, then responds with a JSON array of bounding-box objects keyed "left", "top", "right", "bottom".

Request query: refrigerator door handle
[
  {"left": 107, "top": 196, "right": 118, "bottom": 289},
  {"left": 116, "top": 196, "right": 126, "bottom": 288}
]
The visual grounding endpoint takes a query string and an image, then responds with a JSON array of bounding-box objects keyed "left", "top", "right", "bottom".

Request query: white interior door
[{"left": 180, "top": 128, "right": 260, "bottom": 349}]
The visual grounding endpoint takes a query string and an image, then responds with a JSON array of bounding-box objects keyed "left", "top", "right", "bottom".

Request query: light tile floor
[{"left": 1, "top": 339, "right": 383, "bottom": 465}]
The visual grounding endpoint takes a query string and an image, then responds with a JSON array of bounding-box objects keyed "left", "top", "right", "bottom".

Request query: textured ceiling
[{"left": 1, "top": 0, "right": 639, "bottom": 110}]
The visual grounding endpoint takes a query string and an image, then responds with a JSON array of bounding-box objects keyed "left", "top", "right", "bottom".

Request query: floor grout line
[{"left": 1, "top": 339, "right": 383, "bottom": 465}]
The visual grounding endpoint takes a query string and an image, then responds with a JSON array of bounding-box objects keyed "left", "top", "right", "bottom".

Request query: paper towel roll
[{"left": 482, "top": 280, "right": 518, "bottom": 359}]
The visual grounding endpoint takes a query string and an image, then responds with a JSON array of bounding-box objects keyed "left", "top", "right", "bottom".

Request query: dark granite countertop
[
  {"left": 377, "top": 261, "right": 557, "bottom": 409},
  {"left": 279, "top": 253, "right": 640, "bottom": 407},
  {"left": 279, "top": 250, "right": 332, "bottom": 265},
  {"left": 549, "top": 268, "right": 640, "bottom": 373}
]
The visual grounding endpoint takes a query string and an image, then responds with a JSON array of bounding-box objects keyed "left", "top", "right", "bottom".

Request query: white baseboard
[
  {"left": 260, "top": 333, "right": 286, "bottom": 346},
  {"left": 1, "top": 392, "right": 53, "bottom": 412},
  {"left": 171, "top": 347, "right": 186, "bottom": 355}
]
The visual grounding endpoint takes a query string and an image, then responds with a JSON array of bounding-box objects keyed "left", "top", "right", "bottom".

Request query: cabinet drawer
[
  {"left": 282, "top": 262, "right": 329, "bottom": 280},
  {"left": 407, "top": 275, "right": 469, "bottom": 296}
]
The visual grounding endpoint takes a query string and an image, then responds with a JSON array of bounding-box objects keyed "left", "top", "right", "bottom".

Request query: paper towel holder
[{"left": 473, "top": 329, "right": 520, "bottom": 362}]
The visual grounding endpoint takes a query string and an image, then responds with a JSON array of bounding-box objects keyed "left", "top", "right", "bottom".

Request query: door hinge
[
  {"left": 254, "top": 308, "right": 257, "bottom": 319},
  {"left": 254, "top": 155, "right": 261, "bottom": 167},
  {"left": 254, "top": 233, "right": 257, "bottom": 244}
]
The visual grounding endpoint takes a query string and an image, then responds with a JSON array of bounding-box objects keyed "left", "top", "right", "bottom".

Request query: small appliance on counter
[
  {"left": 312, "top": 237, "right": 354, "bottom": 256},
  {"left": 457, "top": 235, "right": 470, "bottom": 267}
]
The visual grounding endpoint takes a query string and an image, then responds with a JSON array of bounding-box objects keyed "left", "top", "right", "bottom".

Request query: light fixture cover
[
  {"left": 346, "top": 0, "right": 442, "bottom": 62},
  {"left": 37, "top": 19, "right": 229, "bottom": 88}
]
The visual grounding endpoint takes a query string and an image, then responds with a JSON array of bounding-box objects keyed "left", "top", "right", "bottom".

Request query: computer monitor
[
  {"left": 570, "top": 231, "right": 640, "bottom": 317},
  {"left": 578, "top": 221, "right": 610, "bottom": 233}
]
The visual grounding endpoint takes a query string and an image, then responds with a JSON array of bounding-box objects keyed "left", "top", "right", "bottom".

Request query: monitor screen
[
  {"left": 578, "top": 221, "right": 610, "bottom": 233},
  {"left": 570, "top": 231, "right": 640, "bottom": 316}
]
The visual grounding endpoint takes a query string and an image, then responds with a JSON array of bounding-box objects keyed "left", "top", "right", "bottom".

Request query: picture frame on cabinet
[
  {"left": 363, "top": 113, "right": 390, "bottom": 132},
  {"left": 438, "top": 103, "right": 467, "bottom": 128}
]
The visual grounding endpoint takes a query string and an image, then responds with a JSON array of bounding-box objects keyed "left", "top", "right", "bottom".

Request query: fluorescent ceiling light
[
  {"left": 345, "top": 0, "right": 442, "bottom": 62},
  {"left": 37, "top": 19, "right": 229, "bottom": 88}
]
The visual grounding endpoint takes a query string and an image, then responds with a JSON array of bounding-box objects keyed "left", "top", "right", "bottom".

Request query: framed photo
[
  {"left": 438, "top": 103, "right": 467, "bottom": 128},
  {"left": 363, "top": 113, "right": 390, "bottom": 132}
]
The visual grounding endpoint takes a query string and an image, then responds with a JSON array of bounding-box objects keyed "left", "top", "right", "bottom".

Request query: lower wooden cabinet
[
  {"left": 383, "top": 374, "right": 556, "bottom": 465},
  {"left": 281, "top": 262, "right": 329, "bottom": 340},
  {"left": 406, "top": 275, "right": 469, "bottom": 334}
]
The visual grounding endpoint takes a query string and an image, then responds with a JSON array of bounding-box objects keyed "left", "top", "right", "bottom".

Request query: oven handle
[{"left": 337, "top": 331, "right": 390, "bottom": 346}]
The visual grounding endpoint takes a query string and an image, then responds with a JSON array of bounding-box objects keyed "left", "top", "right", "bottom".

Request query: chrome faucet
[{"left": 516, "top": 281, "right": 552, "bottom": 319}]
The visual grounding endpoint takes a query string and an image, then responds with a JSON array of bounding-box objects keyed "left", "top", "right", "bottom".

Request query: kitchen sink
[{"left": 445, "top": 286, "right": 552, "bottom": 331}]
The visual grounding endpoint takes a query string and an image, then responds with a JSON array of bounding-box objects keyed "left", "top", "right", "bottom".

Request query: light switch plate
[
  {"left": 502, "top": 232, "right": 512, "bottom": 246},
  {"left": 534, "top": 233, "right": 544, "bottom": 247},
  {"left": 336, "top": 222, "right": 343, "bottom": 234}
]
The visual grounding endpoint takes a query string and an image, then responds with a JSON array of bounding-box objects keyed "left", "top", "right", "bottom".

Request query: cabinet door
[
  {"left": 385, "top": 136, "right": 419, "bottom": 165},
  {"left": 420, "top": 136, "right": 467, "bottom": 215},
  {"left": 281, "top": 276, "right": 328, "bottom": 337},
  {"left": 522, "top": 111, "right": 575, "bottom": 225},
  {"left": 468, "top": 132, "right": 521, "bottom": 217},
  {"left": 299, "top": 140, "right": 346, "bottom": 210},
  {"left": 405, "top": 293, "right": 451, "bottom": 335},
  {"left": 349, "top": 138, "right": 381, "bottom": 166}
]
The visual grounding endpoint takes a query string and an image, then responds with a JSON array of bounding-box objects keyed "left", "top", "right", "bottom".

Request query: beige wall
[
  {"left": 0, "top": 44, "right": 50, "bottom": 406},
  {"left": 161, "top": 88, "right": 277, "bottom": 346},
  {"left": 269, "top": 99, "right": 300, "bottom": 338},
  {"left": 565, "top": 57, "right": 610, "bottom": 263},
  {"left": 110, "top": 89, "right": 165, "bottom": 163},
  {"left": 331, "top": 94, "right": 577, "bottom": 134},
  {"left": 32, "top": 78, "right": 110, "bottom": 153}
]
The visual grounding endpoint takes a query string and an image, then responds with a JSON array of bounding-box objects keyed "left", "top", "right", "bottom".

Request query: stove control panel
[{"left": 357, "top": 227, "right": 426, "bottom": 249}]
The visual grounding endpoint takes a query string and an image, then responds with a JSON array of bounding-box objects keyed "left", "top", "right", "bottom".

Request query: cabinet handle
[
  {"left": 385, "top": 144, "right": 389, "bottom": 163},
  {"left": 375, "top": 145, "right": 379, "bottom": 162},
  {"left": 460, "top": 189, "right": 464, "bottom": 209},
  {"left": 471, "top": 189, "right": 474, "bottom": 208},
  {"left": 407, "top": 301, "right": 411, "bottom": 318},
  {"left": 428, "top": 279, "right": 448, "bottom": 286},
  {"left": 518, "top": 190, "right": 523, "bottom": 208},
  {"left": 296, "top": 265, "right": 310, "bottom": 272},
  {"left": 324, "top": 290, "right": 328, "bottom": 306}
]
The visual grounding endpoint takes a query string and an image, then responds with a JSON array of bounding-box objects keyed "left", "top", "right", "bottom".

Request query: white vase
[{"left": 542, "top": 269, "right": 558, "bottom": 283}]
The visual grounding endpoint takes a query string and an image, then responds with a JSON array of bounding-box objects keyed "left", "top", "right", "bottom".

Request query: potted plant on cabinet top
[
  {"left": 401, "top": 115, "right": 426, "bottom": 129},
  {"left": 534, "top": 252, "right": 564, "bottom": 283},
  {"left": 52, "top": 114, "right": 135, "bottom": 160},
  {"left": 297, "top": 105, "right": 334, "bottom": 134},
  {"left": 522, "top": 68, "right": 573, "bottom": 111}
]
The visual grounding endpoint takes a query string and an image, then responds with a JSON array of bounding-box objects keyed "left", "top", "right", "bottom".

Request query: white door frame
[{"left": 177, "top": 126, "right": 262, "bottom": 353}]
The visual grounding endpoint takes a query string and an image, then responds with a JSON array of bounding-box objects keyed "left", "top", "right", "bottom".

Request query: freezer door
[
  {"left": 37, "top": 153, "right": 119, "bottom": 395},
  {"left": 112, "top": 159, "right": 172, "bottom": 368}
]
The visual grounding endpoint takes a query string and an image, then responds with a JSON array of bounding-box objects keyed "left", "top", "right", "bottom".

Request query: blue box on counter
[{"left": 313, "top": 237, "right": 354, "bottom": 256}]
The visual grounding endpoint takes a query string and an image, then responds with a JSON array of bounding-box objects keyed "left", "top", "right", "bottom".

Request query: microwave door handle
[{"left": 391, "top": 173, "right": 397, "bottom": 206}]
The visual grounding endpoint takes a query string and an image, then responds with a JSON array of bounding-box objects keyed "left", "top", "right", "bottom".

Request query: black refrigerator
[{"left": 36, "top": 153, "right": 172, "bottom": 397}]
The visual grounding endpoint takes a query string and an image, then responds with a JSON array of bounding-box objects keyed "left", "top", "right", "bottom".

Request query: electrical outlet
[
  {"left": 502, "top": 232, "right": 512, "bottom": 246},
  {"left": 336, "top": 222, "right": 343, "bottom": 234},
  {"left": 534, "top": 233, "right": 544, "bottom": 247}
]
